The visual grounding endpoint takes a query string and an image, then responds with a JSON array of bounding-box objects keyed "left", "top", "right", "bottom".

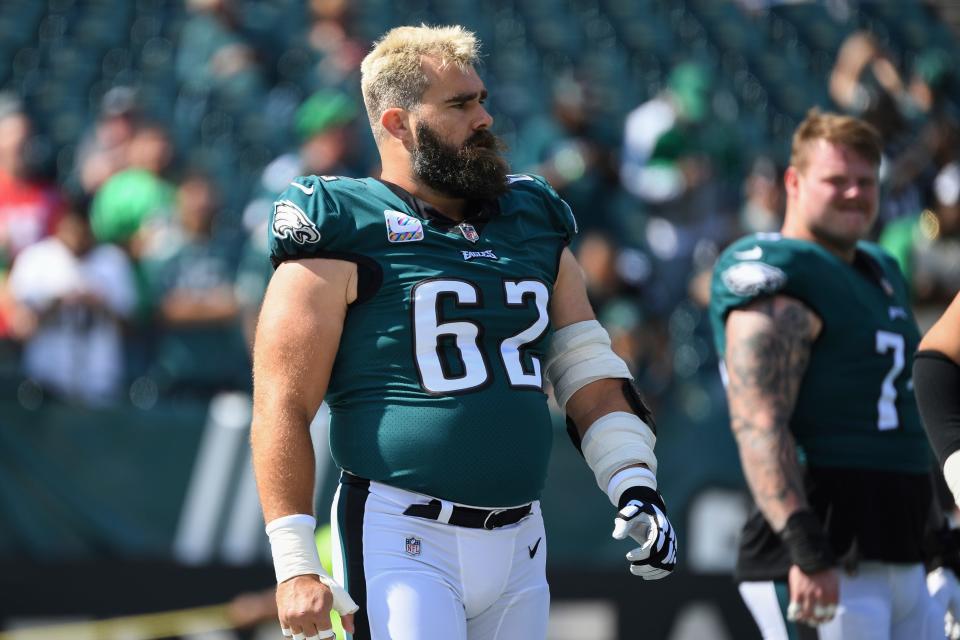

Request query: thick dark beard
[{"left": 412, "top": 122, "right": 510, "bottom": 200}]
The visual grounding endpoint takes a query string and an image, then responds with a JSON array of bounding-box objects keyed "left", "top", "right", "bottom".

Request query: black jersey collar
[{"left": 377, "top": 179, "right": 500, "bottom": 230}]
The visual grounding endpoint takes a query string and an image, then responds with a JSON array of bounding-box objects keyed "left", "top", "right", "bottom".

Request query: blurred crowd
[{"left": 0, "top": 0, "right": 958, "bottom": 418}]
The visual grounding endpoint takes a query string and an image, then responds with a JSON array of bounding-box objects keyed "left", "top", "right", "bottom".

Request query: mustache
[
  {"left": 835, "top": 200, "right": 871, "bottom": 211},
  {"left": 464, "top": 129, "right": 503, "bottom": 151}
]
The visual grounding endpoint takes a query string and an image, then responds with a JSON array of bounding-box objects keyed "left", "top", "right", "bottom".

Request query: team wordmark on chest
[{"left": 461, "top": 250, "right": 498, "bottom": 261}]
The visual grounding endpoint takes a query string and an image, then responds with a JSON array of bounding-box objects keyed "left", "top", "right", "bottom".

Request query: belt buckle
[{"left": 482, "top": 508, "right": 509, "bottom": 530}]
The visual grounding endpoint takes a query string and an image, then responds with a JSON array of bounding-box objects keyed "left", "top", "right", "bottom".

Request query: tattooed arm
[
  {"left": 725, "top": 294, "right": 838, "bottom": 623},
  {"left": 724, "top": 294, "right": 822, "bottom": 531}
]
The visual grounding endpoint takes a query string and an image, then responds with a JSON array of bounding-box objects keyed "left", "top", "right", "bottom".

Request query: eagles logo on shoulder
[
  {"left": 721, "top": 261, "right": 787, "bottom": 297},
  {"left": 273, "top": 200, "right": 321, "bottom": 245}
]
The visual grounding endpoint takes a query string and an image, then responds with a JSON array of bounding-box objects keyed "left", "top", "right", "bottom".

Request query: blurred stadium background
[{"left": 0, "top": 0, "right": 958, "bottom": 638}]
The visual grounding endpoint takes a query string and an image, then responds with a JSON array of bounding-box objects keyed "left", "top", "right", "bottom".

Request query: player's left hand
[
  {"left": 927, "top": 566, "right": 960, "bottom": 639},
  {"left": 612, "top": 486, "right": 677, "bottom": 579}
]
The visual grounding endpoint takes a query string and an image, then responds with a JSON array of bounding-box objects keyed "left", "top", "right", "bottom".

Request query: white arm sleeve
[
  {"left": 582, "top": 412, "right": 658, "bottom": 506},
  {"left": 544, "top": 320, "right": 658, "bottom": 506},
  {"left": 544, "top": 320, "right": 633, "bottom": 409},
  {"left": 945, "top": 450, "right": 960, "bottom": 509}
]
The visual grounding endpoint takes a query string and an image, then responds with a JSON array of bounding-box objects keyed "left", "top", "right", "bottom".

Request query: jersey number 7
[{"left": 875, "top": 330, "right": 905, "bottom": 431}]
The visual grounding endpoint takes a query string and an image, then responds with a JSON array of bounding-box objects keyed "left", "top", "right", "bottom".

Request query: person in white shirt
[{"left": 8, "top": 202, "right": 136, "bottom": 405}]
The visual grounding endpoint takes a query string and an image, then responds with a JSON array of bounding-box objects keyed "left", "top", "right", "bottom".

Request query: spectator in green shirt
[{"left": 880, "top": 160, "right": 960, "bottom": 330}]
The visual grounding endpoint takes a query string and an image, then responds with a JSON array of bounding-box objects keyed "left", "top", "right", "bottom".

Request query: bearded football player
[{"left": 250, "top": 25, "right": 676, "bottom": 640}]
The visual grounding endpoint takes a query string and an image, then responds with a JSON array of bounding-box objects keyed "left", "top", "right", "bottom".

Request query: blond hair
[
  {"left": 790, "top": 108, "right": 882, "bottom": 171},
  {"left": 360, "top": 25, "right": 480, "bottom": 141}
]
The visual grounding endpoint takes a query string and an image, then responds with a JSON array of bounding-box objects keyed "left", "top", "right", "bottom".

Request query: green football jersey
[
  {"left": 269, "top": 174, "right": 577, "bottom": 506},
  {"left": 710, "top": 233, "right": 930, "bottom": 474}
]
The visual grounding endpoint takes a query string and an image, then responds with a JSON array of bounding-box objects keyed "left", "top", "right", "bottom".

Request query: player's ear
[
  {"left": 381, "top": 108, "right": 412, "bottom": 143},
  {"left": 784, "top": 165, "right": 800, "bottom": 197}
]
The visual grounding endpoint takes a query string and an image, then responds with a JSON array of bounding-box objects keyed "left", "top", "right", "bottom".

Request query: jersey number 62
[{"left": 412, "top": 278, "right": 550, "bottom": 394}]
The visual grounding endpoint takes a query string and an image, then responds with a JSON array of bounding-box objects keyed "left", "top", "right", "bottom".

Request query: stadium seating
[
  {"left": 0, "top": 0, "right": 952, "bottom": 267},
  {"left": 0, "top": 0, "right": 955, "bottom": 229}
]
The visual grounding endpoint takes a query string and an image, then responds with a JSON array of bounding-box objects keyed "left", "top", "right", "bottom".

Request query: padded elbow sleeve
[{"left": 545, "top": 320, "right": 633, "bottom": 409}]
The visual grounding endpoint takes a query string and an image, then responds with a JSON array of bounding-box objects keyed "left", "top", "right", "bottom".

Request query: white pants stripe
[
  {"left": 739, "top": 581, "right": 795, "bottom": 640},
  {"left": 739, "top": 563, "right": 943, "bottom": 640}
]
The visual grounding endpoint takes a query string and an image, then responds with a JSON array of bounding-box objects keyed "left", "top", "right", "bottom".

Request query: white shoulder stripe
[{"left": 561, "top": 199, "right": 578, "bottom": 234}]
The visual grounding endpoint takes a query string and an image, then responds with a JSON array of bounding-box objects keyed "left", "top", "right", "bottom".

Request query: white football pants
[
  {"left": 330, "top": 478, "right": 550, "bottom": 640},
  {"left": 739, "top": 562, "right": 943, "bottom": 640}
]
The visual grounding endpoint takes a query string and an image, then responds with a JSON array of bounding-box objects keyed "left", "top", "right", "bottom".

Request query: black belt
[{"left": 403, "top": 499, "right": 532, "bottom": 530}]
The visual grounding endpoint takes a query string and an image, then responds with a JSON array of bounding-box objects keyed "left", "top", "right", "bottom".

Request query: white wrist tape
[
  {"left": 317, "top": 573, "right": 360, "bottom": 615},
  {"left": 266, "top": 514, "right": 325, "bottom": 583},
  {"left": 607, "top": 466, "right": 657, "bottom": 504},
  {"left": 945, "top": 450, "right": 960, "bottom": 509},
  {"left": 582, "top": 411, "right": 657, "bottom": 506},
  {"left": 266, "top": 514, "right": 359, "bottom": 615},
  {"left": 545, "top": 320, "right": 633, "bottom": 409}
]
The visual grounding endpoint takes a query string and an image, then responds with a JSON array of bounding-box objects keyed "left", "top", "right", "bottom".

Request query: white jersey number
[
  {"left": 412, "top": 279, "right": 549, "bottom": 394},
  {"left": 501, "top": 280, "right": 551, "bottom": 388},
  {"left": 875, "top": 330, "right": 905, "bottom": 430}
]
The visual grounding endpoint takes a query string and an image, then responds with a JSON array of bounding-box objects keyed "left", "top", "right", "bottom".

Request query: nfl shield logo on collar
[
  {"left": 880, "top": 277, "right": 894, "bottom": 297},
  {"left": 405, "top": 536, "right": 422, "bottom": 556},
  {"left": 458, "top": 222, "right": 480, "bottom": 243},
  {"left": 385, "top": 210, "right": 425, "bottom": 243}
]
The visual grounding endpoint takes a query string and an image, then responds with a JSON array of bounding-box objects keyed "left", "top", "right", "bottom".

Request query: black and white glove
[
  {"left": 928, "top": 567, "right": 960, "bottom": 639},
  {"left": 923, "top": 522, "right": 960, "bottom": 639},
  {"left": 612, "top": 486, "right": 677, "bottom": 579}
]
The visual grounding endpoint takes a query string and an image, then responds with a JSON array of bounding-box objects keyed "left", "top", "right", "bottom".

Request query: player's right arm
[
  {"left": 250, "top": 257, "right": 358, "bottom": 640},
  {"left": 725, "top": 295, "right": 818, "bottom": 529},
  {"left": 724, "top": 294, "right": 838, "bottom": 625},
  {"left": 915, "top": 291, "right": 960, "bottom": 507}
]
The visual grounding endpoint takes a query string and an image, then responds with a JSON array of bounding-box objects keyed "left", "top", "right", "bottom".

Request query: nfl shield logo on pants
[{"left": 405, "top": 536, "right": 422, "bottom": 556}]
